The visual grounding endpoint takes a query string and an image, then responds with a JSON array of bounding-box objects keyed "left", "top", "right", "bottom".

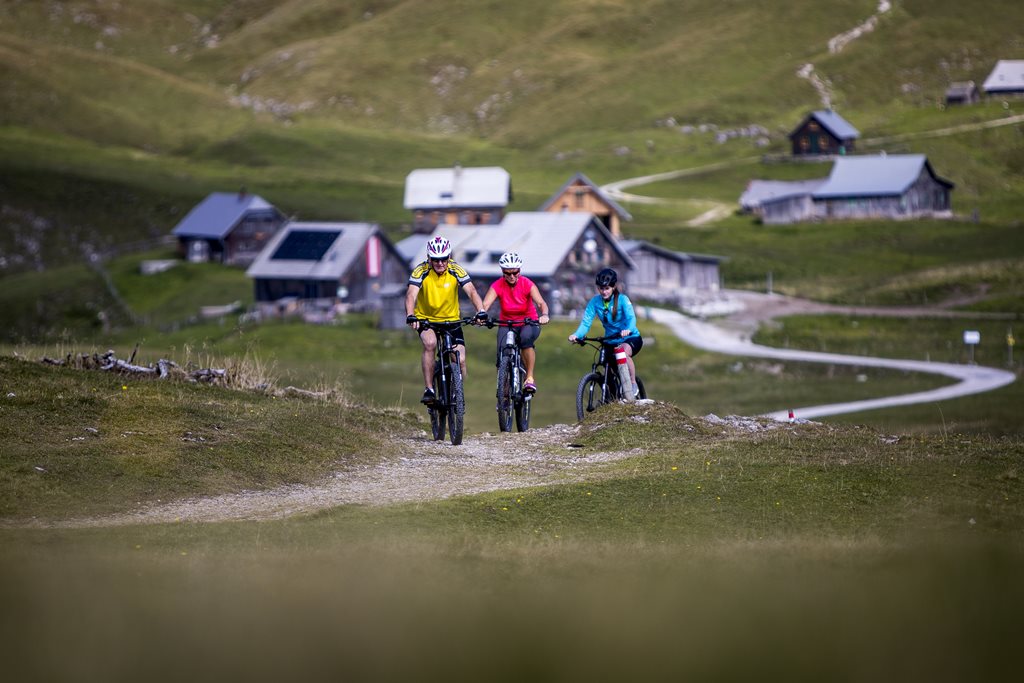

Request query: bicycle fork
[
  {"left": 503, "top": 329, "right": 531, "bottom": 404},
  {"left": 435, "top": 348, "right": 455, "bottom": 406}
]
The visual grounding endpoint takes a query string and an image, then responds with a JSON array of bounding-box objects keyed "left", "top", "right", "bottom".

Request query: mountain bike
[
  {"left": 488, "top": 318, "right": 540, "bottom": 432},
  {"left": 572, "top": 335, "right": 647, "bottom": 421},
  {"left": 416, "top": 317, "right": 476, "bottom": 445}
]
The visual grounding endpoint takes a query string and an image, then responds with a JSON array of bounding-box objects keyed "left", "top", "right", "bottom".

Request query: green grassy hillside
[
  {"left": 1, "top": 0, "right": 1022, "bottom": 435},
  {"left": 4, "top": 0, "right": 1024, "bottom": 272}
]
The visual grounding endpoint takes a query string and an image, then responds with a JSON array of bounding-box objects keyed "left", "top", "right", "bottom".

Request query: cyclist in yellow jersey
[{"left": 405, "top": 236, "right": 487, "bottom": 405}]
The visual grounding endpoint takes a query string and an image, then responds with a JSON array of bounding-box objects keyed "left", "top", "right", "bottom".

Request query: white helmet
[
  {"left": 498, "top": 252, "right": 523, "bottom": 269},
  {"left": 426, "top": 236, "right": 452, "bottom": 259}
]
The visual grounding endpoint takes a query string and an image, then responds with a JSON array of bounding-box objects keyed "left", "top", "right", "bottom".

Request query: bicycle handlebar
[
  {"left": 410, "top": 316, "right": 478, "bottom": 328},
  {"left": 572, "top": 335, "right": 622, "bottom": 345},
  {"left": 486, "top": 318, "right": 540, "bottom": 328}
]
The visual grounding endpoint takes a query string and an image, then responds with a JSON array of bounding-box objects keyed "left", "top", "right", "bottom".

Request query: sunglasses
[
  {"left": 502, "top": 269, "right": 520, "bottom": 276},
  {"left": 429, "top": 257, "right": 449, "bottom": 263}
]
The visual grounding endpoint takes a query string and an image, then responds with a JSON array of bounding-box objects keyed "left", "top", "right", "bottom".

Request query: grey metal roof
[
  {"left": 983, "top": 60, "right": 1024, "bottom": 93},
  {"left": 740, "top": 179, "right": 827, "bottom": 209},
  {"left": 538, "top": 172, "right": 633, "bottom": 221},
  {"left": 403, "top": 166, "right": 511, "bottom": 210},
  {"left": 813, "top": 154, "right": 952, "bottom": 198},
  {"left": 789, "top": 110, "right": 860, "bottom": 141},
  {"left": 171, "top": 192, "right": 279, "bottom": 239},
  {"left": 403, "top": 212, "right": 635, "bottom": 280},
  {"left": 945, "top": 81, "right": 978, "bottom": 97},
  {"left": 619, "top": 239, "right": 724, "bottom": 264},
  {"left": 246, "top": 221, "right": 381, "bottom": 280}
]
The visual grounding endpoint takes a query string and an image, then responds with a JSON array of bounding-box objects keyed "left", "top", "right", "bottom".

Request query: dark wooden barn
[{"left": 788, "top": 110, "right": 860, "bottom": 156}]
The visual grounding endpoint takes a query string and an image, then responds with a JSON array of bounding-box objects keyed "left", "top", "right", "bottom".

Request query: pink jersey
[{"left": 489, "top": 275, "right": 538, "bottom": 322}]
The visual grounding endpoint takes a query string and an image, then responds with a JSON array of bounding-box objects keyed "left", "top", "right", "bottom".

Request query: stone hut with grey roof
[
  {"left": 246, "top": 221, "right": 407, "bottom": 316},
  {"left": 403, "top": 165, "right": 512, "bottom": 233},
  {"left": 171, "top": 190, "right": 286, "bottom": 265},
  {"left": 743, "top": 154, "right": 954, "bottom": 225},
  {"left": 945, "top": 81, "right": 980, "bottom": 106},
  {"left": 983, "top": 60, "right": 1024, "bottom": 97}
]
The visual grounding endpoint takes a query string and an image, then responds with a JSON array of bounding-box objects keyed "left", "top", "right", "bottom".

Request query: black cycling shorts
[
  {"left": 494, "top": 324, "right": 541, "bottom": 364},
  {"left": 420, "top": 322, "right": 466, "bottom": 347},
  {"left": 610, "top": 335, "right": 643, "bottom": 357}
]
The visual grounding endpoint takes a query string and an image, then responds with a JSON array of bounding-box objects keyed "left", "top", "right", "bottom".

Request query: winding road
[{"left": 648, "top": 293, "right": 1016, "bottom": 421}]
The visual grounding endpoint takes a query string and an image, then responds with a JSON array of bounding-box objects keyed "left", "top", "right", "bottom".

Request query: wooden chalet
[
  {"left": 983, "top": 60, "right": 1024, "bottom": 97},
  {"left": 788, "top": 110, "right": 860, "bottom": 156},
  {"left": 403, "top": 165, "right": 512, "bottom": 233},
  {"left": 945, "top": 81, "right": 980, "bottom": 106},
  {"left": 246, "top": 221, "right": 407, "bottom": 317},
  {"left": 744, "top": 154, "right": 954, "bottom": 225},
  {"left": 619, "top": 240, "right": 723, "bottom": 306},
  {"left": 171, "top": 191, "right": 286, "bottom": 266},
  {"left": 538, "top": 172, "right": 633, "bottom": 238}
]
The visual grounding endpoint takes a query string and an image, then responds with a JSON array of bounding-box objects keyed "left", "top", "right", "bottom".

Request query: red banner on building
[{"left": 366, "top": 235, "right": 381, "bottom": 277}]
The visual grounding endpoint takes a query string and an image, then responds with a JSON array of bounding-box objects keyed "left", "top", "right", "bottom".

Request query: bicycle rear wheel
[
  {"left": 575, "top": 371, "right": 608, "bottom": 421},
  {"left": 448, "top": 362, "right": 465, "bottom": 445},
  {"left": 496, "top": 352, "right": 514, "bottom": 432}
]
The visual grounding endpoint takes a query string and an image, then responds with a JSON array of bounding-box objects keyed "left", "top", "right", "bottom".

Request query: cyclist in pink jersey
[{"left": 480, "top": 252, "right": 550, "bottom": 393}]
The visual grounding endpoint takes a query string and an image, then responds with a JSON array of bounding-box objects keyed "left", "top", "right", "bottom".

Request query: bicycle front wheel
[
  {"left": 515, "top": 358, "right": 530, "bottom": 431},
  {"left": 496, "top": 352, "right": 514, "bottom": 432},
  {"left": 429, "top": 406, "right": 446, "bottom": 441},
  {"left": 576, "top": 371, "right": 608, "bottom": 421},
  {"left": 448, "top": 362, "right": 465, "bottom": 446},
  {"left": 515, "top": 391, "right": 531, "bottom": 432}
]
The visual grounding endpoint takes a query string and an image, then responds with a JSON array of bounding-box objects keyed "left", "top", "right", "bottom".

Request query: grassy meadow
[
  {"left": 3, "top": 1, "right": 1024, "bottom": 678},
  {"left": 2, "top": 360, "right": 1022, "bottom": 680}
]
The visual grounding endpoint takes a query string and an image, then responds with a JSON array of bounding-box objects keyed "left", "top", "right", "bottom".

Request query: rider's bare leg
[
  {"left": 421, "top": 329, "right": 437, "bottom": 390},
  {"left": 523, "top": 347, "right": 536, "bottom": 380},
  {"left": 621, "top": 344, "right": 636, "bottom": 384},
  {"left": 454, "top": 343, "right": 467, "bottom": 381}
]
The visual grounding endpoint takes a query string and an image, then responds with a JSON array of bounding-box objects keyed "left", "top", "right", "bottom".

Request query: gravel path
[{"left": 33, "top": 422, "right": 660, "bottom": 528}]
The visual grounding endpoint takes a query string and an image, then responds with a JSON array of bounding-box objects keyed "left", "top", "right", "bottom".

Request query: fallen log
[{"left": 40, "top": 350, "right": 227, "bottom": 384}]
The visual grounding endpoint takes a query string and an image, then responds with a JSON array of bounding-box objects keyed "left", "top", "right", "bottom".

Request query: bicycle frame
[
  {"left": 573, "top": 335, "right": 646, "bottom": 420},
  {"left": 489, "top": 318, "right": 539, "bottom": 432},
  {"left": 415, "top": 317, "right": 475, "bottom": 445}
]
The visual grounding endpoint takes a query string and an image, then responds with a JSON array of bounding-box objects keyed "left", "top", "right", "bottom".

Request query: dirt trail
[
  {"left": 22, "top": 422, "right": 651, "bottom": 528},
  {"left": 12, "top": 404, "right": 797, "bottom": 529}
]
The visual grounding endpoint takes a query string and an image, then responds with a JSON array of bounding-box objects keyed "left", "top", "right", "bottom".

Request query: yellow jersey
[{"left": 408, "top": 260, "right": 471, "bottom": 322}]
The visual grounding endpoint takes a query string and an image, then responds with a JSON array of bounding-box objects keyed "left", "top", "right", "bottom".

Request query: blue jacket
[{"left": 572, "top": 293, "right": 640, "bottom": 341}]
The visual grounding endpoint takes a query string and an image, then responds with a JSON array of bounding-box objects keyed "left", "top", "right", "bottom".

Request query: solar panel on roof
[{"left": 271, "top": 230, "right": 341, "bottom": 261}]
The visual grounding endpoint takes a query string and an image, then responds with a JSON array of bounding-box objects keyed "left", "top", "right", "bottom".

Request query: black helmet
[{"left": 595, "top": 268, "right": 618, "bottom": 287}]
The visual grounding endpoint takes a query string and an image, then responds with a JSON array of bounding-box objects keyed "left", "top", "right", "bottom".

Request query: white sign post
[{"left": 963, "top": 330, "right": 981, "bottom": 365}]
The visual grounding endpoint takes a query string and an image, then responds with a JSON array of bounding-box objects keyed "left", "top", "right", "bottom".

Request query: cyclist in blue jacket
[{"left": 568, "top": 268, "right": 644, "bottom": 397}]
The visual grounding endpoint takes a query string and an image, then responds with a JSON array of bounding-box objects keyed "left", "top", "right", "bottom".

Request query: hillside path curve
[{"left": 648, "top": 292, "right": 1016, "bottom": 420}]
